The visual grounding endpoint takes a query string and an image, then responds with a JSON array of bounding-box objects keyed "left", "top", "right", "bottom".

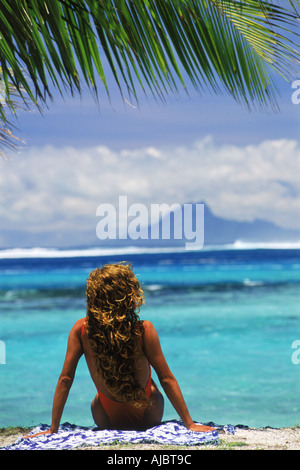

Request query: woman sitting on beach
[{"left": 29, "top": 263, "right": 214, "bottom": 436}]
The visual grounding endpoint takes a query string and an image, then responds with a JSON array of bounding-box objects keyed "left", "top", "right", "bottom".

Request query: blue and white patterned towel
[{"left": 2, "top": 420, "right": 235, "bottom": 450}]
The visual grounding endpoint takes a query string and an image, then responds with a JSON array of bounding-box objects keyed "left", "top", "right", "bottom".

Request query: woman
[{"left": 28, "top": 263, "right": 214, "bottom": 436}]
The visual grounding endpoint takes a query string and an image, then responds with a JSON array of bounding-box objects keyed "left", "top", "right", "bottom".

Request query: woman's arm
[
  {"left": 25, "top": 320, "right": 84, "bottom": 438},
  {"left": 143, "top": 320, "right": 214, "bottom": 432}
]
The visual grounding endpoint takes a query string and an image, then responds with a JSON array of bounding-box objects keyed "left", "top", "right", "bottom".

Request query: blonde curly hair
[{"left": 85, "top": 263, "right": 147, "bottom": 406}]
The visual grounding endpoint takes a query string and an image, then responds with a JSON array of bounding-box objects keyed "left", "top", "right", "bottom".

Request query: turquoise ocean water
[{"left": 1, "top": 245, "right": 300, "bottom": 429}]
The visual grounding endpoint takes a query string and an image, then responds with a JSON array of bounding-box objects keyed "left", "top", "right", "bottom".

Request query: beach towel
[{"left": 2, "top": 420, "right": 235, "bottom": 450}]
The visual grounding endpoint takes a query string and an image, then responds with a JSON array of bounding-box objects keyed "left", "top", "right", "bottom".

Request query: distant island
[{"left": 201, "top": 203, "right": 300, "bottom": 246}]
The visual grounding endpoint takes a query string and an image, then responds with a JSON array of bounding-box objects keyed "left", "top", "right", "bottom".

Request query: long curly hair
[{"left": 85, "top": 263, "right": 147, "bottom": 406}]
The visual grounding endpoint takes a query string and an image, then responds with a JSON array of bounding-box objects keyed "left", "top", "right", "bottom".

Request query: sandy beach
[{"left": 1, "top": 425, "right": 300, "bottom": 450}]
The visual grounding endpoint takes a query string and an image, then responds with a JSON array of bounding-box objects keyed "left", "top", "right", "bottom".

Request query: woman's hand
[
  {"left": 187, "top": 423, "right": 216, "bottom": 433},
  {"left": 23, "top": 429, "right": 54, "bottom": 439}
]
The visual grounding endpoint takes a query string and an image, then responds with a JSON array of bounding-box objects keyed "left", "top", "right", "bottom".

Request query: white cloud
[{"left": 1, "top": 135, "right": 300, "bottom": 246}]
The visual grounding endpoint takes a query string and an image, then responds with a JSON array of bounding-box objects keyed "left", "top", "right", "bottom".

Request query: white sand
[{"left": 220, "top": 426, "right": 300, "bottom": 450}]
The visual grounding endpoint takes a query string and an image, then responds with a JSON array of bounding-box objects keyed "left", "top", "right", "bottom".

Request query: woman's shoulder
[
  {"left": 73, "top": 317, "right": 86, "bottom": 327},
  {"left": 140, "top": 320, "right": 158, "bottom": 340},
  {"left": 70, "top": 317, "right": 86, "bottom": 336},
  {"left": 140, "top": 320, "right": 154, "bottom": 331}
]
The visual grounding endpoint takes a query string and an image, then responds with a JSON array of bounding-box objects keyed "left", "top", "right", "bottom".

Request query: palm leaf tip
[{"left": 0, "top": 76, "right": 26, "bottom": 157}]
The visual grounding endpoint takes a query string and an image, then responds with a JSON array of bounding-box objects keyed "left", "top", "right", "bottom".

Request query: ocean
[{"left": 0, "top": 244, "right": 300, "bottom": 429}]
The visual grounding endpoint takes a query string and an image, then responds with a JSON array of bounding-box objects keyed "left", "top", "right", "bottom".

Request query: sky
[{"left": 1, "top": 45, "right": 300, "bottom": 249}]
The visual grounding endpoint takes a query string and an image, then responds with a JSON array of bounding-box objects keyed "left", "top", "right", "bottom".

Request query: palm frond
[{"left": 0, "top": 0, "right": 300, "bottom": 154}]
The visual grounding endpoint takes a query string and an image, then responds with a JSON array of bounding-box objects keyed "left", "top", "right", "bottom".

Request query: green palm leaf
[{"left": 0, "top": 0, "right": 300, "bottom": 154}]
